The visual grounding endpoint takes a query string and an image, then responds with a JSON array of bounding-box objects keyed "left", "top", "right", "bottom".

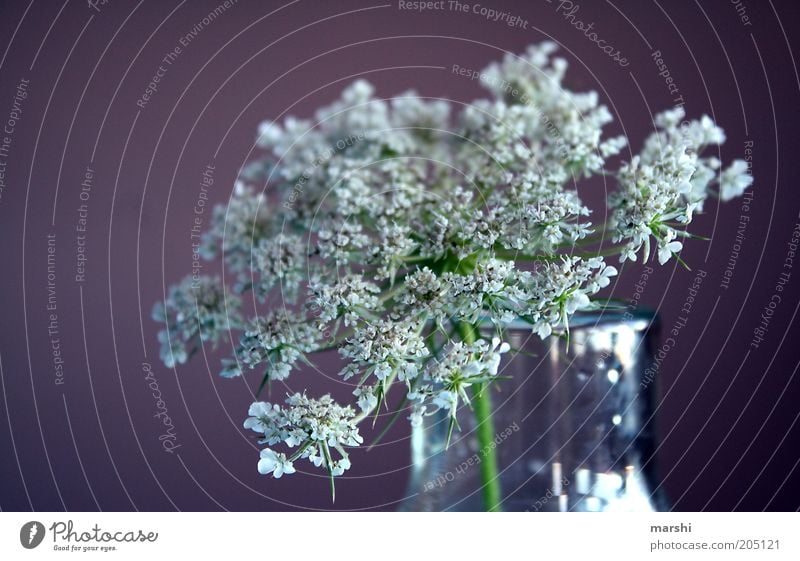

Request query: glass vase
[{"left": 400, "top": 309, "right": 667, "bottom": 512}]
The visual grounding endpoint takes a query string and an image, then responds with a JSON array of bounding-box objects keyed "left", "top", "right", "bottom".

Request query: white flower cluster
[
  {"left": 244, "top": 393, "right": 363, "bottom": 480},
  {"left": 338, "top": 319, "right": 429, "bottom": 382},
  {"left": 444, "top": 258, "right": 525, "bottom": 324},
  {"left": 252, "top": 233, "right": 306, "bottom": 302},
  {"left": 155, "top": 43, "right": 751, "bottom": 491},
  {"left": 308, "top": 273, "right": 382, "bottom": 327},
  {"left": 400, "top": 256, "right": 614, "bottom": 334},
  {"left": 408, "top": 338, "right": 511, "bottom": 430},
  {"left": 152, "top": 275, "right": 240, "bottom": 368},
  {"left": 200, "top": 183, "right": 272, "bottom": 284},
  {"left": 401, "top": 266, "right": 450, "bottom": 325},
  {"left": 519, "top": 257, "right": 617, "bottom": 338},
  {"left": 471, "top": 42, "right": 626, "bottom": 181},
  {"left": 220, "top": 310, "right": 321, "bottom": 382},
  {"left": 610, "top": 107, "right": 753, "bottom": 264}
]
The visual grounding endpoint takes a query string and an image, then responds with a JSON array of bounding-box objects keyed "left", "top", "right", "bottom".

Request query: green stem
[
  {"left": 573, "top": 245, "right": 626, "bottom": 258},
  {"left": 457, "top": 322, "right": 503, "bottom": 512},
  {"left": 493, "top": 251, "right": 559, "bottom": 262}
]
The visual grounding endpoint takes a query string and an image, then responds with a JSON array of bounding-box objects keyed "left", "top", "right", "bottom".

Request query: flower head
[
  {"left": 338, "top": 319, "right": 429, "bottom": 382},
  {"left": 222, "top": 311, "right": 321, "bottom": 381},
  {"left": 244, "top": 393, "right": 362, "bottom": 481},
  {"left": 411, "top": 337, "right": 511, "bottom": 425},
  {"left": 152, "top": 275, "right": 240, "bottom": 367}
]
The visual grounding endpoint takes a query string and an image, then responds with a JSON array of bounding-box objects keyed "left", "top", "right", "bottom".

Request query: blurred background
[{"left": 0, "top": 0, "right": 798, "bottom": 511}]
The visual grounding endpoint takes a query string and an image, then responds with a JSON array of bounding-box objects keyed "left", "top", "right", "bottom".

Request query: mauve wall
[{"left": 0, "top": 0, "right": 798, "bottom": 511}]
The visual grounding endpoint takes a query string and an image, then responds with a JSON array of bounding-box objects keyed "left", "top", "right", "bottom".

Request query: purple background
[{"left": 0, "top": 0, "right": 799, "bottom": 511}]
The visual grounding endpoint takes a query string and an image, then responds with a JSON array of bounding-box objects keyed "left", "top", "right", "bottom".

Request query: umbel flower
[
  {"left": 154, "top": 43, "right": 753, "bottom": 503},
  {"left": 152, "top": 275, "right": 241, "bottom": 368},
  {"left": 219, "top": 310, "right": 321, "bottom": 384},
  {"left": 244, "top": 394, "right": 363, "bottom": 497},
  {"left": 409, "top": 337, "right": 511, "bottom": 439}
]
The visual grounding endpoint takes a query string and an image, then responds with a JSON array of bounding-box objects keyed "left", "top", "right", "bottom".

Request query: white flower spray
[{"left": 154, "top": 43, "right": 752, "bottom": 506}]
